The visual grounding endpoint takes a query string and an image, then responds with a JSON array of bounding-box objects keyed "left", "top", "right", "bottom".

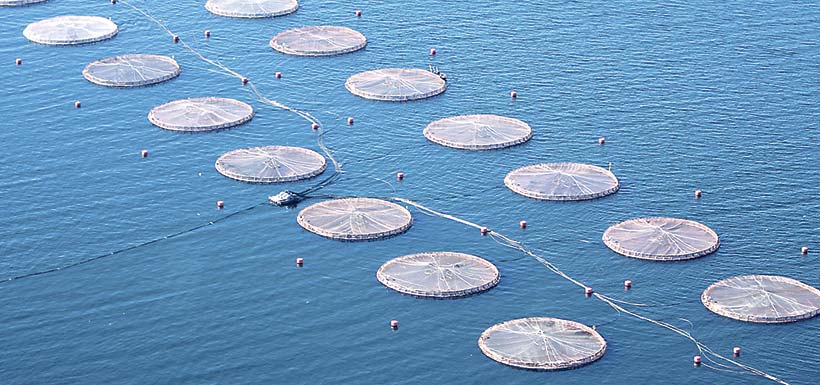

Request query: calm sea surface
[{"left": 1, "top": 1, "right": 819, "bottom": 384}]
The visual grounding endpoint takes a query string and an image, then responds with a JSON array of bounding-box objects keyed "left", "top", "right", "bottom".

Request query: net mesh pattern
[
  {"left": 215, "top": 146, "right": 326, "bottom": 183},
  {"left": 148, "top": 97, "right": 254, "bottom": 132},
  {"left": 504, "top": 163, "right": 620, "bottom": 201},
  {"left": 270, "top": 26, "right": 367, "bottom": 56},
  {"left": 83, "top": 54, "right": 180, "bottom": 87},
  {"left": 478, "top": 317, "right": 607, "bottom": 370},
  {"left": 424, "top": 114, "right": 532, "bottom": 150},
  {"left": 377, "top": 252, "right": 500, "bottom": 298},
  {"left": 603, "top": 217, "right": 720, "bottom": 261},
  {"left": 1, "top": 0, "right": 48, "bottom": 6},
  {"left": 346, "top": 68, "right": 447, "bottom": 101},
  {"left": 23, "top": 16, "right": 118, "bottom": 45},
  {"left": 297, "top": 198, "right": 412, "bottom": 241},
  {"left": 205, "top": 0, "right": 298, "bottom": 18},
  {"left": 702, "top": 275, "right": 820, "bottom": 323}
]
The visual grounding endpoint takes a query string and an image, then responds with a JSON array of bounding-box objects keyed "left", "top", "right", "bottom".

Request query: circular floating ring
[
  {"left": 478, "top": 317, "right": 607, "bottom": 370},
  {"left": 297, "top": 198, "right": 412, "bottom": 241},
  {"left": 148, "top": 97, "right": 254, "bottom": 132},
  {"left": 346, "top": 68, "right": 447, "bottom": 101},
  {"left": 377, "top": 252, "right": 500, "bottom": 298},
  {"left": 215, "top": 146, "right": 326, "bottom": 183},
  {"left": 504, "top": 163, "right": 620, "bottom": 201},
  {"left": 83, "top": 54, "right": 180, "bottom": 87},
  {"left": 23, "top": 16, "right": 118, "bottom": 45},
  {"left": 205, "top": 0, "right": 298, "bottom": 18},
  {"left": 603, "top": 217, "right": 719, "bottom": 261},
  {"left": 424, "top": 114, "right": 532, "bottom": 150},
  {"left": 270, "top": 26, "right": 367, "bottom": 56},
  {"left": 702, "top": 275, "right": 820, "bottom": 323}
]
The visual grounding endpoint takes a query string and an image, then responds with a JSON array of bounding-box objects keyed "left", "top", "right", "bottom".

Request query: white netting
[
  {"left": 504, "top": 163, "right": 620, "bottom": 201},
  {"left": 215, "top": 146, "right": 326, "bottom": 183},
  {"left": 270, "top": 26, "right": 367, "bottom": 56},
  {"left": 83, "top": 54, "right": 180, "bottom": 87},
  {"left": 702, "top": 275, "right": 820, "bottom": 323},
  {"left": 1, "top": 0, "right": 47, "bottom": 6},
  {"left": 148, "top": 97, "right": 254, "bottom": 132},
  {"left": 424, "top": 114, "right": 532, "bottom": 150},
  {"left": 478, "top": 317, "right": 607, "bottom": 370},
  {"left": 346, "top": 68, "right": 447, "bottom": 101},
  {"left": 297, "top": 198, "right": 413, "bottom": 241},
  {"left": 205, "top": 0, "right": 298, "bottom": 18},
  {"left": 603, "top": 217, "right": 720, "bottom": 261},
  {"left": 23, "top": 16, "right": 118, "bottom": 45},
  {"left": 377, "top": 252, "right": 500, "bottom": 298}
]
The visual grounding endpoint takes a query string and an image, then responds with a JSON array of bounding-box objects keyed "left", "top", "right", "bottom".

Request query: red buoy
[
  {"left": 480, "top": 227, "right": 489, "bottom": 236},
  {"left": 519, "top": 220, "right": 527, "bottom": 229},
  {"left": 275, "top": 72, "right": 282, "bottom": 79},
  {"left": 74, "top": 100, "right": 81, "bottom": 108},
  {"left": 204, "top": 30, "right": 211, "bottom": 38},
  {"left": 296, "top": 257, "right": 304, "bottom": 266},
  {"left": 733, "top": 347, "right": 741, "bottom": 357},
  {"left": 355, "top": 10, "right": 362, "bottom": 17},
  {"left": 173, "top": 35, "right": 179, "bottom": 43},
  {"left": 216, "top": 200, "right": 225, "bottom": 209},
  {"left": 510, "top": 91, "right": 517, "bottom": 99},
  {"left": 693, "top": 356, "right": 702, "bottom": 366},
  {"left": 396, "top": 172, "right": 405, "bottom": 181},
  {"left": 390, "top": 319, "right": 398, "bottom": 329},
  {"left": 311, "top": 123, "right": 319, "bottom": 130},
  {"left": 802, "top": 246, "right": 809, "bottom": 255},
  {"left": 141, "top": 150, "right": 149, "bottom": 158},
  {"left": 347, "top": 117, "right": 354, "bottom": 125},
  {"left": 430, "top": 48, "right": 437, "bottom": 56},
  {"left": 624, "top": 280, "right": 632, "bottom": 289},
  {"left": 15, "top": 58, "right": 22, "bottom": 66},
  {"left": 241, "top": 77, "right": 248, "bottom": 85},
  {"left": 598, "top": 137, "right": 606, "bottom": 145},
  {"left": 695, "top": 189, "right": 702, "bottom": 199}
]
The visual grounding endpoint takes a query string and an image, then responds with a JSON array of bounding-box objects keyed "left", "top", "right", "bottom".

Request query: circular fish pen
[
  {"left": 376, "top": 252, "right": 500, "bottom": 298},
  {"left": 504, "top": 163, "right": 620, "bottom": 201},
  {"left": 23, "top": 16, "right": 118, "bottom": 46},
  {"left": 603, "top": 217, "right": 720, "bottom": 261},
  {"left": 345, "top": 68, "right": 447, "bottom": 101},
  {"left": 1, "top": 0, "right": 48, "bottom": 6},
  {"left": 297, "top": 198, "right": 412, "bottom": 241},
  {"left": 270, "top": 26, "right": 367, "bottom": 56},
  {"left": 478, "top": 317, "right": 607, "bottom": 370},
  {"left": 702, "top": 275, "right": 820, "bottom": 323},
  {"left": 215, "top": 146, "right": 326, "bottom": 183},
  {"left": 83, "top": 54, "right": 180, "bottom": 87},
  {"left": 205, "top": 0, "right": 298, "bottom": 18},
  {"left": 148, "top": 97, "right": 254, "bottom": 132},
  {"left": 424, "top": 114, "right": 532, "bottom": 150}
]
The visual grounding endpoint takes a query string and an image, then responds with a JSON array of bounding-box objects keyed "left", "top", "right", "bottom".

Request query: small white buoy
[
  {"left": 74, "top": 100, "right": 81, "bottom": 108},
  {"left": 624, "top": 280, "right": 632, "bottom": 289},
  {"left": 510, "top": 91, "right": 517, "bottom": 99},
  {"left": 275, "top": 72, "right": 282, "bottom": 79},
  {"left": 480, "top": 227, "right": 489, "bottom": 236},
  {"left": 141, "top": 150, "right": 149, "bottom": 158},
  {"left": 585, "top": 287, "right": 594, "bottom": 296},
  {"left": 204, "top": 30, "right": 211, "bottom": 38},
  {"left": 355, "top": 10, "right": 362, "bottom": 17},
  {"left": 695, "top": 189, "right": 702, "bottom": 199},
  {"left": 347, "top": 117, "right": 354, "bottom": 125},
  {"left": 802, "top": 246, "right": 809, "bottom": 255},
  {"left": 173, "top": 35, "right": 179, "bottom": 43},
  {"left": 15, "top": 58, "right": 22, "bottom": 66},
  {"left": 519, "top": 220, "right": 527, "bottom": 229},
  {"left": 241, "top": 77, "right": 248, "bottom": 85},
  {"left": 693, "top": 355, "right": 702, "bottom": 366},
  {"left": 733, "top": 347, "right": 741, "bottom": 357},
  {"left": 311, "top": 123, "right": 319, "bottom": 130},
  {"left": 390, "top": 319, "right": 398, "bottom": 329},
  {"left": 430, "top": 48, "right": 437, "bottom": 56},
  {"left": 598, "top": 137, "right": 606, "bottom": 145},
  {"left": 216, "top": 200, "right": 224, "bottom": 209},
  {"left": 396, "top": 172, "right": 405, "bottom": 181},
  {"left": 296, "top": 257, "right": 304, "bottom": 266}
]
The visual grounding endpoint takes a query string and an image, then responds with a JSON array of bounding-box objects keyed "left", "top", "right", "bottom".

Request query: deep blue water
[{"left": 1, "top": 0, "right": 819, "bottom": 384}]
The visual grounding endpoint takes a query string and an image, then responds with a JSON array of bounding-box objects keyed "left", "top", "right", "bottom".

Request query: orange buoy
[
  {"left": 624, "top": 280, "right": 632, "bottom": 289},
  {"left": 216, "top": 200, "right": 225, "bottom": 209},
  {"left": 695, "top": 189, "right": 702, "bottom": 199},
  {"left": 693, "top": 356, "right": 702, "bottom": 366},
  {"left": 733, "top": 347, "right": 741, "bottom": 357},
  {"left": 311, "top": 123, "right": 319, "bottom": 130},
  {"left": 74, "top": 100, "right": 81, "bottom": 108},
  {"left": 802, "top": 246, "right": 809, "bottom": 255},
  {"left": 275, "top": 72, "right": 282, "bottom": 79},
  {"left": 172, "top": 35, "right": 179, "bottom": 43},
  {"left": 390, "top": 319, "right": 398, "bottom": 329},
  {"left": 15, "top": 58, "right": 22, "bottom": 66},
  {"left": 396, "top": 172, "right": 405, "bottom": 181},
  {"left": 519, "top": 220, "right": 527, "bottom": 229},
  {"left": 430, "top": 48, "right": 437, "bottom": 56},
  {"left": 296, "top": 257, "right": 304, "bottom": 266},
  {"left": 141, "top": 150, "right": 149, "bottom": 158},
  {"left": 204, "top": 30, "right": 211, "bottom": 38},
  {"left": 598, "top": 137, "right": 606, "bottom": 145},
  {"left": 347, "top": 117, "right": 354, "bottom": 125},
  {"left": 355, "top": 10, "right": 362, "bottom": 17},
  {"left": 510, "top": 91, "right": 517, "bottom": 99}
]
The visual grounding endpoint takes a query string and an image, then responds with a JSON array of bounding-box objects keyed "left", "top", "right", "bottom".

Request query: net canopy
[
  {"left": 270, "top": 26, "right": 367, "bottom": 56},
  {"left": 205, "top": 0, "right": 298, "bottom": 18},
  {"left": 504, "top": 163, "right": 620, "bottom": 201},
  {"left": 424, "top": 114, "right": 532, "bottom": 150},
  {"left": 702, "top": 275, "right": 820, "bottom": 323},
  {"left": 478, "top": 317, "right": 607, "bottom": 370},
  {"left": 603, "top": 217, "right": 720, "bottom": 261},
  {"left": 377, "top": 252, "right": 500, "bottom": 298},
  {"left": 23, "top": 16, "right": 118, "bottom": 45},
  {"left": 148, "top": 97, "right": 254, "bottom": 132},
  {"left": 297, "top": 198, "right": 412, "bottom": 241},
  {"left": 215, "top": 146, "right": 326, "bottom": 183},
  {"left": 1, "top": 0, "right": 48, "bottom": 6},
  {"left": 83, "top": 54, "right": 180, "bottom": 87},
  {"left": 346, "top": 68, "right": 447, "bottom": 101}
]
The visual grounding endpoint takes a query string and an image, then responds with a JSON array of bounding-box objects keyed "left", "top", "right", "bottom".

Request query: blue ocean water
[{"left": 1, "top": 0, "right": 819, "bottom": 384}]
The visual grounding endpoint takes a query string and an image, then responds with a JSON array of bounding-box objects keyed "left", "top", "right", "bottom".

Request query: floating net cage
[
  {"left": 297, "top": 198, "right": 413, "bottom": 241},
  {"left": 270, "top": 26, "right": 367, "bottom": 56},
  {"left": 504, "top": 163, "right": 620, "bottom": 201},
  {"left": 1, "top": 0, "right": 48, "bottom": 6},
  {"left": 215, "top": 146, "right": 326, "bottom": 183},
  {"left": 602, "top": 217, "right": 720, "bottom": 261},
  {"left": 148, "top": 97, "right": 254, "bottom": 132},
  {"left": 376, "top": 252, "right": 500, "bottom": 298},
  {"left": 23, "top": 16, "right": 118, "bottom": 46},
  {"left": 702, "top": 275, "right": 820, "bottom": 323},
  {"left": 205, "top": 0, "right": 298, "bottom": 18},
  {"left": 345, "top": 68, "right": 447, "bottom": 101},
  {"left": 478, "top": 317, "right": 607, "bottom": 371},
  {"left": 424, "top": 114, "right": 532, "bottom": 150},
  {"left": 83, "top": 54, "right": 180, "bottom": 87}
]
